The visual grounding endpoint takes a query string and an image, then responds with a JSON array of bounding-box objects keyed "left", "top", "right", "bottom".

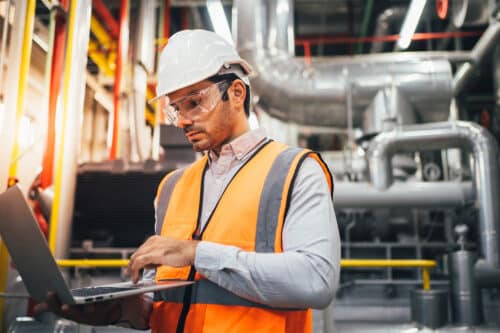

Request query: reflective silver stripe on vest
[
  {"left": 156, "top": 279, "right": 305, "bottom": 310},
  {"left": 255, "top": 147, "right": 305, "bottom": 252},
  {"left": 155, "top": 168, "right": 186, "bottom": 235}
]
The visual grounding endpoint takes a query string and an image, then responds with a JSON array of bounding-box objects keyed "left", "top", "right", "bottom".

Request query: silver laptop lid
[{"left": 0, "top": 185, "right": 74, "bottom": 304}]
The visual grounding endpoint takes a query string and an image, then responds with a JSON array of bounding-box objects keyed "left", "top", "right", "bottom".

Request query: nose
[{"left": 177, "top": 113, "right": 193, "bottom": 129}]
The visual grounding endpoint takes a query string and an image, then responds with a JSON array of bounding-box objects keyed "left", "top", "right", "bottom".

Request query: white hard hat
[{"left": 153, "top": 29, "right": 252, "bottom": 100}]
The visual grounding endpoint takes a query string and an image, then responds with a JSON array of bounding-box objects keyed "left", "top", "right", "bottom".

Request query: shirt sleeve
[{"left": 194, "top": 157, "right": 341, "bottom": 309}]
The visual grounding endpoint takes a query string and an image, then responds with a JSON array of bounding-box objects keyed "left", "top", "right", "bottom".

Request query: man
[{"left": 35, "top": 29, "right": 340, "bottom": 332}]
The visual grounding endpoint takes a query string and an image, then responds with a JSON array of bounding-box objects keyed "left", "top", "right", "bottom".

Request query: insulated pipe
[
  {"left": 131, "top": 0, "right": 156, "bottom": 160},
  {"left": 370, "top": 6, "right": 406, "bottom": 53},
  {"left": 333, "top": 181, "right": 474, "bottom": 208},
  {"left": 49, "top": 0, "right": 92, "bottom": 258},
  {"left": 235, "top": 0, "right": 453, "bottom": 127},
  {"left": 367, "top": 121, "right": 500, "bottom": 267},
  {"left": 453, "top": 21, "right": 500, "bottom": 96},
  {"left": 267, "top": 0, "right": 294, "bottom": 56},
  {"left": 109, "top": 0, "right": 129, "bottom": 160}
]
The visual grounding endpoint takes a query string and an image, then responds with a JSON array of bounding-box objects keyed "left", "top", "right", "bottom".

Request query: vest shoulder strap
[{"left": 155, "top": 168, "right": 186, "bottom": 235}]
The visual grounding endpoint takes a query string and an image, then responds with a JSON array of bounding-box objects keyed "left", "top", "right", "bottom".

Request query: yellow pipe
[
  {"left": 341, "top": 259, "right": 436, "bottom": 268},
  {"left": 1, "top": 0, "right": 36, "bottom": 329},
  {"left": 145, "top": 86, "right": 157, "bottom": 126},
  {"left": 89, "top": 16, "right": 117, "bottom": 78},
  {"left": 90, "top": 15, "right": 113, "bottom": 49},
  {"left": 49, "top": 0, "right": 77, "bottom": 255},
  {"left": 57, "top": 259, "right": 129, "bottom": 268},
  {"left": 422, "top": 267, "right": 431, "bottom": 290},
  {"left": 8, "top": 0, "right": 36, "bottom": 177},
  {"left": 53, "top": 258, "right": 436, "bottom": 290},
  {"left": 54, "top": 258, "right": 437, "bottom": 269},
  {"left": 341, "top": 259, "right": 436, "bottom": 290},
  {"left": 88, "top": 40, "right": 114, "bottom": 77}
]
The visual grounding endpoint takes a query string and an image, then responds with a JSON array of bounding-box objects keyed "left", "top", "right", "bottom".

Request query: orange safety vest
[{"left": 150, "top": 140, "right": 333, "bottom": 333}]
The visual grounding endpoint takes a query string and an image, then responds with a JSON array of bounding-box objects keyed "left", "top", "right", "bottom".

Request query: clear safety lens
[{"left": 158, "top": 81, "right": 230, "bottom": 127}]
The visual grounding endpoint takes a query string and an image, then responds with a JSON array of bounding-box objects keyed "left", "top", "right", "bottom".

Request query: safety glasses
[{"left": 157, "top": 81, "right": 230, "bottom": 126}]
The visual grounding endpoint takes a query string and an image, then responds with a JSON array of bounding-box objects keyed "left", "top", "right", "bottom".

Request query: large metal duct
[
  {"left": 366, "top": 121, "right": 500, "bottom": 267},
  {"left": 334, "top": 181, "right": 474, "bottom": 209},
  {"left": 234, "top": 0, "right": 453, "bottom": 127}
]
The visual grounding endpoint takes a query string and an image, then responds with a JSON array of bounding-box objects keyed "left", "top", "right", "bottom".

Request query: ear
[{"left": 227, "top": 79, "right": 246, "bottom": 112}]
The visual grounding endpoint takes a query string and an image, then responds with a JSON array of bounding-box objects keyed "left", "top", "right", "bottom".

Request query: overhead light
[
  {"left": 206, "top": 0, "right": 233, "bottom": 45},
  {"left": 397, "top": 0, "right": 427, "bottom": 50}
]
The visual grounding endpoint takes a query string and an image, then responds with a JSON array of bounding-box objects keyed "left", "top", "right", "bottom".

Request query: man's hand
[
  {"left": 128, "top": 235, "right": 199, "bottom": 283},
  {"left": 33, "top": 292, "right": 121, "bottom": 326},
  {"left": 34, "top": 293, "right": 152, "bottom": 329}
]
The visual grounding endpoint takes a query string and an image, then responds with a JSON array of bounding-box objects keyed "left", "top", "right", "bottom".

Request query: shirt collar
[{"left": 208, "top": 127, "right": 267, "bottom": 163}]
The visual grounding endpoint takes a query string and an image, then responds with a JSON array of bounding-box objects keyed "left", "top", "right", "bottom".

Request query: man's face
[{"left": 167, "top": 80, "right": 235, "bottom": 152}]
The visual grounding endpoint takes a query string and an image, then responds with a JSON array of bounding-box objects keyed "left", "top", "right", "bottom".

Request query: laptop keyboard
[{"left": 71, "top": 286, "right": 136, "bottom": 297}]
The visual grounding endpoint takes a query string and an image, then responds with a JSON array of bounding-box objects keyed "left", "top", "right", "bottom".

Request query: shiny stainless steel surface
[
  {"left": 452, "top": 0, "right": 490, "bottom": 28},
  {"left": 235, "top": 0, "right": 453, "bottom": 127},
  {"left": 334, "top": 181, "right": 474, "bottom": 209},
  {"left": 362, "top": 86, "right": 416, "bottom": 134},
  {"left": 411, "top": 289, "right": 449, "bottom": 329},
  {"left": 449, "top": 251, "right": 483, "bottom": 325},
  {"left": 453, "top": 21, "right": 500, "bottom": 96},
  {"left": 367, "top": 121, "right": 500, "bottom": 267}
]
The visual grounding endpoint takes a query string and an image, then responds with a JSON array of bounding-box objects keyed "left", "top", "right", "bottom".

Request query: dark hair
[{"left": 207, "top": 73, "right": 251, "bottom": 117}]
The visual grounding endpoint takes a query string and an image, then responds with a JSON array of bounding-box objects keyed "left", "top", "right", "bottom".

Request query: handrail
[
  {"left": 56, "top": 259, "right": 129, "bottom": 268},
  {"left": 341, "top": 259, "right": 437, "bottom": 290},
  {"left": 341, "top": 259, "right": 436, "bottom": 267},
  {"left": 56, "top": 258, "right": 437, "bottom": 290}
]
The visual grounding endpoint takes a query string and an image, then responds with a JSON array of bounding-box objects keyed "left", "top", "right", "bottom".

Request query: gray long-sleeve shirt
[{"left": 151, "top": 128, "right": 340, "bottom": 309}]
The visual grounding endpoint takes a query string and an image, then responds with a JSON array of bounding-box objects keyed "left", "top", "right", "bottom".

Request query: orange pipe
[
  {"left": 109, "top": 0, "right": 129, "bottom": 160},
  {"left": 41, "top": 0, "right": 68, "bottom": 189},
  {"left": 295, "top": 30, "right": 483, "bottom": 46}
]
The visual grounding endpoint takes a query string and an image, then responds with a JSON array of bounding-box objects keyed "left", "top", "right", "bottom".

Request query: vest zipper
[{"left": 175, "top": 141, "right": 271, "bottom": 332}]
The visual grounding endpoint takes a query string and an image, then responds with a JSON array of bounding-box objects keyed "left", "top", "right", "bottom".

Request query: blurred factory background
[{"left": 0, "top": 0, "right": 500, "bottom": 332}]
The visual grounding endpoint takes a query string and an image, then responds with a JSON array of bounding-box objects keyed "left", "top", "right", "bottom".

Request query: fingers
[
  {"left": 128, "top": 236, "right": 165, "bottom": 283},
  {"left": 33, "top": 302, "right": 49, "bottom": 314}
]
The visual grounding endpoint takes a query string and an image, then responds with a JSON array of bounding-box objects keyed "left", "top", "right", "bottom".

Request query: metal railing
[{"left": 56, "top": 258, "right": 437, "bottom": 290}]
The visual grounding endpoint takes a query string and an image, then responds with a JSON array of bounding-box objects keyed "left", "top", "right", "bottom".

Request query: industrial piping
[
  {"left": 234, "top": 0, "right": 453, "bottom": 127},
  {"left": 367, "top": 121, "right": 500, "bottom": 267},
  {"left": 453, "top": 21, "right": 500, "bottom": 96},
  {"left": 333, "top": 181, "right": 474, "bottom": 209}
]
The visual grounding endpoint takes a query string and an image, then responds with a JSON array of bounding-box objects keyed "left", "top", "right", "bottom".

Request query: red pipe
[
  {"left": 436, "top": 0, "right": 449, "bottom": 20},
  {"left": 181, "top": 7, "right": 189, "bottom": 30},
  {"left": 92, "top": 0, "right": 119, "bottom": 39},
  {"left": 295, "top": 30, "right": 483, "bottom": 47},
  {"left": 303, "top": 41, "right": 311, "bottom": 65},
  {"left": 41, "top": 0, "right": 69, "bottom": 189},
  {"left": 109, "top": 0, "right": 129, "bottom": 160},
  {"left": 163, "top": 0, "right": 170, "bottom": 38}
]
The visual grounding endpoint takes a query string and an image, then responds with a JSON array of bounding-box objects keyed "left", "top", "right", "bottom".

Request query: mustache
[{"left": 183, "top": 125, "right": 203, "bottom": 133}]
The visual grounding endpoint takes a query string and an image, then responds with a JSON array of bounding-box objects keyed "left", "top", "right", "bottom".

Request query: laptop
[{"left": 0, "top": 184, "right": 193, "bottom": 304}]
